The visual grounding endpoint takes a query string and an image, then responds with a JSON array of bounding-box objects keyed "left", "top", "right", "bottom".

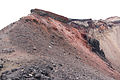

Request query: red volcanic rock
[
  {"left": 31, "top": 9, "right": 70, "bottom": 23},
  {"left": 0, "top": 9, "right": 120, "bottom": 80}
]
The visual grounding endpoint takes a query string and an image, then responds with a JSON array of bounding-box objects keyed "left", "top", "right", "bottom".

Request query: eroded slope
[{"left": 0, "top": 9, "right": 120, "bottom": 80}]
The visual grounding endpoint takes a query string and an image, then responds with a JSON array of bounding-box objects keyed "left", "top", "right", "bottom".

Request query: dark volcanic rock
[{"left": 0, "top": 64, "right": 3, "bottom": 69}]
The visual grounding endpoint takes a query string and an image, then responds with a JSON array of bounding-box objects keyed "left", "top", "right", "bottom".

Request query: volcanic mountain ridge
[{"left": 0, "top": 9, "right": 120, "bottom": 80}]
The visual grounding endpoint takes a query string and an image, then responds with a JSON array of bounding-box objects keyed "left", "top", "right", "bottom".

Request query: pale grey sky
[{"left": 0, "top": 0, "right": 120, "bottom": 29}]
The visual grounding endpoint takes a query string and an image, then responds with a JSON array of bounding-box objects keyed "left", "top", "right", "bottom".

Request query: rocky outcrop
[{"left": 31, "top": 9, "right": 69, "bottom": 23}]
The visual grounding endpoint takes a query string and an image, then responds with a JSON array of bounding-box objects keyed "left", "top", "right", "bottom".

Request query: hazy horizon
[{"left": 0, "top": 0, "right": 120, "bottom": 29}]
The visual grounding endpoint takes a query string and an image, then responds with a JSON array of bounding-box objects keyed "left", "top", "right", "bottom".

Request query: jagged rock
[
  {"left": 0, "top": 64, "right": 3, "bottom": 69},
  {"left": 2, "top": 48, "right": 15, "bottom": 54},
  {"left": 31, "top": 9, "right": 69, "bottom": 23}
]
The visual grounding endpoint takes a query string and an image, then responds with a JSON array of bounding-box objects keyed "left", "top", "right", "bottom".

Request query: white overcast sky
[{"left": 0, "top": 0, "right": 120, "bottom": 29}]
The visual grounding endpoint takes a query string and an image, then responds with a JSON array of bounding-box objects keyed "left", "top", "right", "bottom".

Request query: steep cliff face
[
  {"left": 70, "top": 16, "right": 120, "bottom": 73},
  {"left": 89, "top": 18, "right": 120, "bottom": 73},
  {"left": 98, "top": 26, "right": 120, "bottom": 72},
  {"left": 0, "top": 9, "right": 120, "bottom": 80}
]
